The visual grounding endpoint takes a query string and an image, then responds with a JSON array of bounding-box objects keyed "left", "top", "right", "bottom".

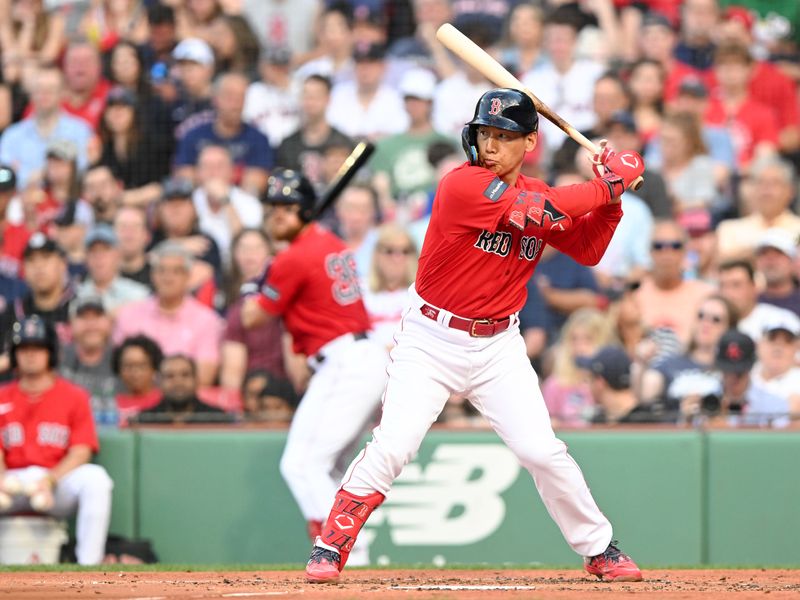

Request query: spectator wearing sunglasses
[
  {"left": 632, "top": 220, "right": 715, "bottom": 345},
  {"left": 639, "top": 294, "right": 736, "bottom": 410}
]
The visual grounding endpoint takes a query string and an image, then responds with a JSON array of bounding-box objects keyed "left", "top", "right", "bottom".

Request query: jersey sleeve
[
  {"left": 546, "top": 203, "right": 623, "bottom": 266},
  {"left": 255, "top": 254, "right": 304, "bottom": 317},
  {"left": 68, "top": 385, "right": 99, "bottom": 453}
]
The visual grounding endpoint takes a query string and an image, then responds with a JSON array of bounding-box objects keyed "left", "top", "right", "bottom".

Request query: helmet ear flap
[{"left": 461, "top": 126, "right": 478, "bottom": 165}]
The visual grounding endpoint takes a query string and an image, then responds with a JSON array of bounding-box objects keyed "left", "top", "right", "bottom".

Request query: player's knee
[
  {"left": 80, "top": 464, "right": 114, "bottom": 494},
  {"left": 515, "top": 439, "right": 564, "bottom": 471}
]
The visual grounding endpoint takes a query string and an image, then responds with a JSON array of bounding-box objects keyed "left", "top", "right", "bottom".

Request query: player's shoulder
[
  {"left": 517, "top": 173, "right": 550, "bottom": 192},
  {"left": 440, "top": 163, "right": 500, "bottom": 193},
  {"left": 0, "top": 380, "right": 18, "bottom": 398}
]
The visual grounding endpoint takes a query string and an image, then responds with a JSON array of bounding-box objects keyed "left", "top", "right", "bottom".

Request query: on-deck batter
[
  {"left": 303, "top": 88, "right": 646, "bottom": 583},
  {"left": 0, "top": 316, "right": 113, "bottom": 565},
  {"left": 242, "top": 169, "right": 387, "bottom": 563}
]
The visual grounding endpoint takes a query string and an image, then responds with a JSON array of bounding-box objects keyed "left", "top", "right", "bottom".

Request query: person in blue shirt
[
  {"left": 0, "top": 67, "right": 93, "bottom": 188},
  {"left": 174, "top": 72, "right": 273, "bottom": 196}
]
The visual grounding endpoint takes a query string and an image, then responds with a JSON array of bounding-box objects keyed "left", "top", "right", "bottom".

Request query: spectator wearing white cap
[
  {"left": 326, "top": 41, "right": 409, "bottom": 139},
  {"left": 755, "top": 228, "right": 800, "bottom": 317},
  {"left": 76, "top": 224, "right": 149, "bottom": 315},
  {"left": 243, "top": 47, "right": 301, "bottom": 147},
  {"left": 371, "top": 68, "right": 454, "bottom": 219},
  {"left": 752, "top": 319, "right": 800, "bottom": 417},
  {"left": 169, "top": 38, "right": 215, "bottom": 137}
]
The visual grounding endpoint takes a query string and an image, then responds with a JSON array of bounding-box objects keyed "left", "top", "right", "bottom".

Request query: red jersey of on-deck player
[
  {"left": 0, "top": 377, "right": 99, "bottom": 469},
  {"left": 256, "top": 223, "right": 371, "bottom": 356},
  {"left": 416, "top": 163, "right": 623, "bottom": 319}
]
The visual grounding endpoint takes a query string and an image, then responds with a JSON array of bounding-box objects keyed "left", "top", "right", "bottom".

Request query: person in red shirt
[
  {"left": 60, "top": 39, "right": 112, "bottom": 130},
  {"left": 241, "top": 169, "right": 388, "bottom": 566},
  {"left": 303, "top": 89, "right": 646, "bottom": 584},
  {"left": 704, "top": 42, "right": 779, "bottom": 170},
  {"left": 0, "top": 316, "right": 113, "bottom": 564},
  {"left": 0, "top": 165, "right": 30, "bottom": 278}
]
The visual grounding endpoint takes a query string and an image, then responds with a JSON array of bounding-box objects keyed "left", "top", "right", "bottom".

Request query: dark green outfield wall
[{"left": 93, "top": 429, "right": 800, "bottom": 566}]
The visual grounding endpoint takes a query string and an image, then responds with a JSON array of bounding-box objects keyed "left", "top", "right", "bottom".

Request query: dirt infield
[{"left": 2, "top": 569, "right": 799, "bottom": 600}]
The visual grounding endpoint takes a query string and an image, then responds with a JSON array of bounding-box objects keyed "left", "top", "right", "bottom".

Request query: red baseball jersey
[
  {"left": 256, "top": 223, "right": 371, "bottom": 356},
  {"left": 416, "top": 164, "right": 622, "bottom": 319},
  {"left": 704, "top": 97, "right": 779, "bottom": 167},
  {"left": 0, "top": 377, "right": 99, "bottom": 469}
]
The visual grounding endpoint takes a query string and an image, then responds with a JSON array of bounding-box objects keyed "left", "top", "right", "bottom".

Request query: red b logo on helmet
[{"left": 489, "top": 98, "right": 501, "bottom": 115}]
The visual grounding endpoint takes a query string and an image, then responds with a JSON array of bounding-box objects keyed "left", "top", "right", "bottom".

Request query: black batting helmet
[
  {"left": 262, "top": 168, "right": 317, "bottom": 222},
  {"left": 462, "top": 88, "right": 539, "bottom": 164},
  {"left": 9, "top": 316, "right": 59, "bottom": 369}
]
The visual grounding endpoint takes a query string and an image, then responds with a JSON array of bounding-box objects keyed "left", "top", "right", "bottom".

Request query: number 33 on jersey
[{"left": 256, "top": 223, "right": 372, "bottom": 357}]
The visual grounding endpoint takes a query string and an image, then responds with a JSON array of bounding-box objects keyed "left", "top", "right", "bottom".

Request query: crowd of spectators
[{"left": 1, "top": 0, "right": 800, "bottom": 430}]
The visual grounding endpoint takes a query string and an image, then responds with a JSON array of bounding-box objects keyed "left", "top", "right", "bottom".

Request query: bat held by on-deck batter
[
  {"left": 435, "top": 23, "right": 643, "bottom": 191},
  {"left": 310, "top": 141, "right": 376, "bottom": 220}
]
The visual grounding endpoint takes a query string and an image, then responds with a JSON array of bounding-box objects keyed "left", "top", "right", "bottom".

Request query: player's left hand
[
  {"left": 26, "top": 477, "right": 55, "bottom": 512},
  {"left": 590, "top": 139, "right": 613, "bottom": 178}
]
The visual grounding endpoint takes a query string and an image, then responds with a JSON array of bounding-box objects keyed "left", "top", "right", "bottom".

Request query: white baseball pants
[
  {"left": 341, "top": 288, "right": 613, "bottom": 558},
  {"left": 280, "top": 334, "right": 388, "bottom": 524},
  {"left": 1, "top": 464, "right": 114, "bottom": 564}
]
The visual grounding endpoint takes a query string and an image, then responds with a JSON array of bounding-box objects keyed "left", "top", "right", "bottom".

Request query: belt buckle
[{"left": 469, "top": 318, "right": 494, "bottom": 337}]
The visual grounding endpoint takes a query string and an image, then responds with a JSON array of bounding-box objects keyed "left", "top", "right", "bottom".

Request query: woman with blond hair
[
  {"left": 541, "top": 308, "right": 615, "bottom": 428},
  {"left": 361, "top": 224, "right": 419, "bottom": 350}
]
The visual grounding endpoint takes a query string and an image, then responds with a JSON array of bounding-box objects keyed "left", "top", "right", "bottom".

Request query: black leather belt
[{"left": 312, "top": 332, "right": 368, "bottom": 365}]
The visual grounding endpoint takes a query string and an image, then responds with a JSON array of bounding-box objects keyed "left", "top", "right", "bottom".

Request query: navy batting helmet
[
  {"left": 9, "top": 316, "right": 59, "bottom": 369},
  {"left": 462, "top": 88, "right": 539, "bottom": 164},
  {"left": 263, "top": 168, "right": 317, "bottom": 222}
]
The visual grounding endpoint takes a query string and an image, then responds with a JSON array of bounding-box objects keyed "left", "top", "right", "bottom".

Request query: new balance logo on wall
[{"left": 364, "top": 444, "right": 519, "bottom": 545}]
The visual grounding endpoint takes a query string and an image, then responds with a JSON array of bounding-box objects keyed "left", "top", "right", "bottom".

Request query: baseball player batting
[
  {"left": 0, "top": 316, "right": 113, "bottom": 565},
  {"left": 241, "top": 169, "right": 388, "bottom": 564},
  {"left": 304, "top": 89, "right": 646, "bottom": 584}
]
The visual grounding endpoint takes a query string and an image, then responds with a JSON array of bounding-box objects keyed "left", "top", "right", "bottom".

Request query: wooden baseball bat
[
  {"left": 310, "top": 140, "right": 375, "bottom": 220},
  {"left": 436, "top": 23, "right": 643, "bottom": 190}
]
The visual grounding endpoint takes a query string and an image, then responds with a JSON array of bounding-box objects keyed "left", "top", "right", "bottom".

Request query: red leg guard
[
  {"left": 320, "top": 489, "right": 384, "bottom": 569},
  {"left": 307, "top": 520, "right": 323, "bottom": 541}
]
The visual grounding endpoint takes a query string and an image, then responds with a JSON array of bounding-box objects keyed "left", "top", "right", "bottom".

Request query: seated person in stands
[
  {"left": 639, "top": 294, "right": 736, "bottom": 409},
  {"left": 112, "top": 334, "right": 163, "bottom": 425},
  {"left": 59, "top": 295, "right": 120, "bottom": 425},
  {"left": 132, "top": 355, "right": 235, "bottom": 424},
  {"left": 580, "top": 345, "right": 673, "bottom": 424},
  {"left": 241, "top": 369, "right": 297, "bottom": 424},
  {"left": 680, "top": 330, "right": 789, "bottom": 428}
]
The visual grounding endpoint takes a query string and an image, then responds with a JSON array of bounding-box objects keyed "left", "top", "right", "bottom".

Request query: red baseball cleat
[
  {"left": 584, "top": 540, "right": 643, "bottom": 582},
  {"left": 306, "top": 545, "right": 342, "bottom": 584}
]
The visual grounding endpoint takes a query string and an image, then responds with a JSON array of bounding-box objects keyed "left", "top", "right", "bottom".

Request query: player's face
[
  {"left": 264, "top": 203, "right": 304, "bottom": 241},
  {"left": 476, "top": 126, "right": 537, "bottom": 183},
  {"left": 14, "top": 345, "right": 50, "bottom": 376}
]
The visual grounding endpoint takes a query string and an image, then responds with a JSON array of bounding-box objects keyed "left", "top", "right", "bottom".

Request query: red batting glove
[
  {"left": 598, "top": 148, "right": 644, "bottom": 198},
  {"left": 591, "top": 139, "right": 613, "bottom": 178}
]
